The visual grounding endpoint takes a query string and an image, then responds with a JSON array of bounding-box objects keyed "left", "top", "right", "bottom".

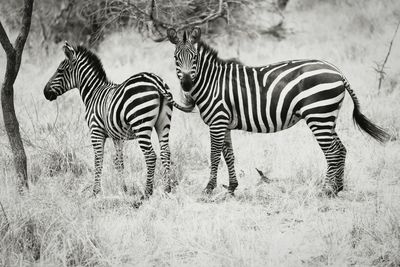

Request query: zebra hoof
[
  {"left": 91, "top": 186, "right": 101, "bottom": 197},
  {"left": 122, "top": 184, "right": 128, "bottom": 194},
  {"left": 143, "top": 188, "right": 153, "bottom": 199},
  {"left": 320, "top": 186, "right": 338, "bottom": 198},
  {"left": 222, "top": 184, "right": 236, "bottom": 196},
  {"left": 140, "top": 194, "right": 148, "bottom": 201},
  {"left": 202, "top": 187, "right": 214, "bottom": 195},
  {"left": 164, "top": 184, "right": 172, "bottom": 194}
]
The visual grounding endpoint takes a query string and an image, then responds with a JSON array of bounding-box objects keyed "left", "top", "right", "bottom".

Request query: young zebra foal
[
  {"left": 44, "top": 42, "right": 189, "bottom": 197},
  {"left": 167, "top": 27, "right": 390, "bottom": 196}
]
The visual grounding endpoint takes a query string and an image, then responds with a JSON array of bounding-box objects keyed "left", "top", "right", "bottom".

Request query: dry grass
[{"left": 1, "top": 0, "right": 400, "bottom": 266}]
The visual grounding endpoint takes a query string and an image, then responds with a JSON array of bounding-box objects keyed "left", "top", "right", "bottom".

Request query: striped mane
[
  {"left": 198, "top": 41, "right": 242, "bottom": 65},
  {"left": 76, "top": 46, "right": 108, "bottom": 82}
]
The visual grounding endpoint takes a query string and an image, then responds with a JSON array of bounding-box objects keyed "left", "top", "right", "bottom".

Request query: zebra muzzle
[
  {"left": 43, "top": 86, "right": 57, "bottom": 101},
  {"left": 180, "top": 74, "right": 193, "bottom": 92}
]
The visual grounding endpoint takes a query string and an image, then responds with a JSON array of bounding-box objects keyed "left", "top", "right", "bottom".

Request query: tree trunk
[{"left": 0, "top": 0, "right": 34, "bottom": 191}]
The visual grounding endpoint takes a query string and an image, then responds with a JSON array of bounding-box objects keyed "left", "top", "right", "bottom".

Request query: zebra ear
[
  {"left": 63, "top": 41, "right": 76, "bottom": 62},
  {"left": 63, "top": 41, "right": 77, "bottom": 70},
  {"left": 190, "top": 27, "right": 201, "bottom": 44},
  {"left": 167, "top": 28, "right": 179, "bottom": 44}
]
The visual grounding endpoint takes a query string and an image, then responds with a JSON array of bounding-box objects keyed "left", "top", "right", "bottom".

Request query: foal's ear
[
  {"left": 63, "top": 41, "right": 77, "bottom": 70},
  {"left": 63, "top": 41, "right": 76, "bottom": 62},
  {"left": 167, "top": 28, "right": 179, "bottom": 44},
  {"left": 190, "top": 27, "right": 201, "bottom": 44}
]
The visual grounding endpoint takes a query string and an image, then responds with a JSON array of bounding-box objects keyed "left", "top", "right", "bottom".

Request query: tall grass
[{"left": 0, "top": 0, "right": 399, "bottom": 265}]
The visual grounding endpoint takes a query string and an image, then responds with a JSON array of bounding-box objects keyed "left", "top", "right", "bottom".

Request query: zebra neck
[
  {"left": 77, "top": 70, "right": 110, "bottom": 106},
  {"left": 190, "top": 50, "right": 221, "bottom": 102}
]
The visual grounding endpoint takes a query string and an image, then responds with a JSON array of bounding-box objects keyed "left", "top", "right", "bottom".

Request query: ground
[{"left": 0, "top": 0, "right": 400, "bottom": 266}]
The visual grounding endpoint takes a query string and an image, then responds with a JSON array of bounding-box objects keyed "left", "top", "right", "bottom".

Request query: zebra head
[
  {"left": 167, "top": 27, "right": 201, "bottom": 92},
  {"left": 44, "top": 41, "right": 78, "bottom": 101}
]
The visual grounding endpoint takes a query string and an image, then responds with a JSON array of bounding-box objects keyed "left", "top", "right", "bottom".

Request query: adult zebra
[
  {"left": 44, "top": 42, "right": 191, "bottom": 197},
  {"left": 167, "top": 28, "right": 390, "bottom": 196}
]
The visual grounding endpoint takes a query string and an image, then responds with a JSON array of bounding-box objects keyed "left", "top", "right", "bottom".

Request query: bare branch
[
  {"left": 0, "top": 22, "right": 17, "bottom": 86},
  {"left": 14, "top": 0, "right": 34, "bottom": 75},
  {"left": 174, "top": 0, "right": 226, "bottom": 31},
  {"left": 0, "top": 200, "right": 9, "bottom": 234},
  {"left": 82, "top": 0, "right": 230, "bottom": 43},
  {"left": 255, "top": 168, "right": 272, "bottom": 184},
  {"left": 376, "top": 20, "right": 400, "bottom": 92},
  {"left": 0, "top": 22, "right": 15, "bottom": 56}
]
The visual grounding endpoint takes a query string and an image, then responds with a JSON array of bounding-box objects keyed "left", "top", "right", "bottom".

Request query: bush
[{"left": 1, "top": 0, "right": 288, "bottom": 47}]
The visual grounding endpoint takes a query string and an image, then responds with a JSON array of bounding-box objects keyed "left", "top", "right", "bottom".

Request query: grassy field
[{"left": 1, "top": 0, "right": 400, "bottom": 266}]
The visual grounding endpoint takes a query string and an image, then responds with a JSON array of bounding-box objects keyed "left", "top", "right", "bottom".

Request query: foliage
[{"left": 1, "top": 0, "right": 288, "bottom": 47}]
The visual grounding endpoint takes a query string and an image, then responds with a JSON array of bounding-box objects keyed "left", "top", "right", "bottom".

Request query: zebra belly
[
  {"left": 106, "top": 127, "right": 138, "bottom": 140},
  {"left": 228, "top": 108, "right": 302, "bottom": 133},
  {"left": 104, "top": 111, "right": 158, "bottom": 140}
]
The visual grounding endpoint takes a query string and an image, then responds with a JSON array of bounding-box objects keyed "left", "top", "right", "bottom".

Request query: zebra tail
[
  {"left": 344, "top": 79, "right": 390, "bottom": 143},
  {"left": 173, "top": 102, "right": 195, "bottom": 113},
  {"left": 156, "top": 83, "right": 195, "bottom": 113}
]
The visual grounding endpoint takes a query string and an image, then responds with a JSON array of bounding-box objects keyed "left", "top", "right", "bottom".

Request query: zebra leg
[
  {"left": 91, "top": 134, "right": 106, "bottom": 196},
  {"left": 222, "top": 130, "right": 238, "bottom": 195},
  {"left": 155, "top": 112, "right": 173, "bottom": 193},
  {"left": 112, "top": 139, "right": 128, "bottom": 193},
  {"left": 137, "top": 134, "right": 157, "bottom": 197},
  {"left": 307, "top": 123, "right": 347, "bottom": 196},
  {"left": 204, "top": 126, "right": 227, "bottom": 194},
  {"left": 323, "top": 133, "right": 346, "bottom": 194},
  {"left": 159, "top": 141, "right": 172, "bottom": 193}
]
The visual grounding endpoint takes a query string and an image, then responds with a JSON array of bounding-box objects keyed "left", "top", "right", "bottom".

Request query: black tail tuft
[
  {"left": 353, "top": 107, "right": 390, "bottom": 143},
  {"left": 344, "top": 78, "right": 391, "bottom": 143}
]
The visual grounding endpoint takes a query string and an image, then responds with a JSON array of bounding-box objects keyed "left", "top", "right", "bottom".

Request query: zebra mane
[
  {"left": 198, "top": 41, "right": 242, "bottom": 65},
  {"left": 76, "top": 46, "right": 108, "bottom": 81}
]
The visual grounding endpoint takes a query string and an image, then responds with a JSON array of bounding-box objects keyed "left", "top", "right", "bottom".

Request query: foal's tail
[
  {"left": 343, "top": 78, "right": 390, "bottom": 143},
  {"left": 155, "top": 83, "right": 195, "bottom": 113}
]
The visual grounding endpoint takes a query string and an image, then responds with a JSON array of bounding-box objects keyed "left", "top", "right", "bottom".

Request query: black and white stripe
[
  {"left": 168, "top": 28, "right": 389, "bottom": 196},
  {"left": 44, "top": 42, "right": 184, "bottom": 197}
]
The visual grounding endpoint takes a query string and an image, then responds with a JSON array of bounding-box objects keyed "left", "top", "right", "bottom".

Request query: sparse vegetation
[{"left": 0, "top": 0, "right": 400, "bottom": 265}]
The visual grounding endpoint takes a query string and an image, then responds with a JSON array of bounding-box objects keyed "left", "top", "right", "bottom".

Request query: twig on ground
[{"left": 255, "top": 168, "right": 271, "bottom": 184}]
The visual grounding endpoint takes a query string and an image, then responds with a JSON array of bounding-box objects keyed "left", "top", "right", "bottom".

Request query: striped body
[
  {"left": 84, "top": 73, "right": 171, "bottom": 141},
  {"left": 44, "top": 45, "right": 174, "bottom": 196},
  {"left": 193, "top": 58, "right": 345, "bottom": 136},
  {"left": 168, "top": 29, "right": 389, "bottom": 196}
]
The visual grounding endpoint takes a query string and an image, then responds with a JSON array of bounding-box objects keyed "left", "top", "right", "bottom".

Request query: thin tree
[{"left": 0, "top": 0, "right": 34, "bottom": 191}]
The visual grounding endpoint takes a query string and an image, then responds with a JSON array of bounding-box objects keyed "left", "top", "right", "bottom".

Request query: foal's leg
[
  {"left": 155, "top": 105, "right": 173, "bottom": 193},
  {"left": 112, "top": 139, "right": 128, "bottom": 193},
  {"left": 91, "top": 131, "right": 106, "bottom": 196},
  {"left": 137, "top": 132, "right": 157, "bottom": 197}
]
